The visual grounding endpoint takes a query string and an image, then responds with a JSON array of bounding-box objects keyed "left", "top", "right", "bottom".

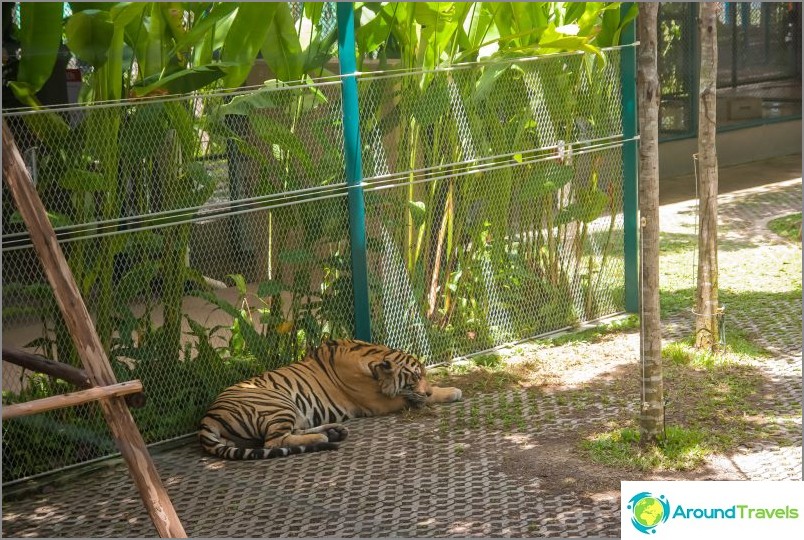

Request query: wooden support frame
[
  {"left": 3, "top": 346, "right": 93, "bottom": 388},
  {"left": 2, "top": 121, "right": 187, "bottom": 538},
  {"left": 2, "top": 346, "right": 146, "bottom": 408},
  {"left": 3, "top": 380, "right": 144, "bottom": 419}
]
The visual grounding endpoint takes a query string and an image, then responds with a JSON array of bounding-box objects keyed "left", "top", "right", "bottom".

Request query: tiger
[{"left": 198, "top": 339, "right": 462, "bottom": 460}]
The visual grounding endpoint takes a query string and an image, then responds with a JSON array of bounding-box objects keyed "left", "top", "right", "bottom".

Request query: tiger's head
[
  {"left": 368, "top": 352, "right": 432, "bottom": 408},
  {"left": 321, "top": 339, "right": 434, "bottom": 408}
]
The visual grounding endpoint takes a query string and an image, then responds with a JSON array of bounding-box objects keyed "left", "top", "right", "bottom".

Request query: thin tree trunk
[
  {"left": 637, "top": 3, "right": 664, "bottom": 444},
  {"left": 695, "top": 3, "right": 720, "bottom": 351}
]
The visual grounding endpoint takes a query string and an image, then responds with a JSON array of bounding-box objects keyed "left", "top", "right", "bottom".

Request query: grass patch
[
  {"left": 662, "top": 329, "right": 772, "bottom": 368},
  {"left": 768, "top": 212, "right": 802, "bottom": 242},
  {"left": 540, "top": 314, "right": 640, "bottom": 346},
  {"left": 428, "top": 361, "right": 524, "bottom": 397},
  {"left": 658, "top": 213, "right": 802, "bottom": 324},
  {"left": 582, "top": 426, "right": 711, "bottom": 471}
]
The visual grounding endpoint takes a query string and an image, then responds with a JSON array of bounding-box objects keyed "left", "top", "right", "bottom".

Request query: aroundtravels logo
[
  {"left": 622, "top": 481, "right": 804, "bottom": 538},
  {"left": 627, "top": 492, "right": 671, "bottom": 534}
]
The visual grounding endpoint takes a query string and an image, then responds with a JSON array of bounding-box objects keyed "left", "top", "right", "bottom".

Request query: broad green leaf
[
  {"left": 116, "top": 260, "right": 161, "bottom": 303},
  {"left": 60, "top": 168, "right": 114, "bottom": 192},
  {"left": 278, "top": 249, "right": 314, "bottom": 265},
  {"left": 227, "top": 273, "right": 248, "bottom": 296},
  {"left": 129, "top": 64, "right": 230, "bottom": 97},
  {"left": 65, "top": 9, "right": 114, "bottom": 68},
  {"left": 260, "top": 2, "right": 303, "bottom": 82},
  {"left": 222, "top": 3, "right": 279, "bottom": 88},
  {"left": 304, "top": 1, "right": 325, "bottom": 24},
  {"left": 248, "top": 115, "right": 313, "bottom": 172},
  {"left": 356, "top": 4, "right": 393, "bottom": 56},
  {"left": 408, "top": 200, "right": 426, "bottom": 228},
  {"left": 192, "top": 6, "right": 238, "bottom": 67},
  {"left": 556, "top": 189, "right": 609, "bottom": 224},
  {"left": 219, "top": 85, "right": 285, "bottom": 116},
  {"left": 69, "top": 2, "right": 116, "bottom": 12},
  {"left": 109, "top": 2, "right": 146, "bottom": 28},
  {"left": 464, "top": 2, "right": 499, "bottom": 54},
  {"left": 169, "top": 2, "right": 238, "bottom": 57},
  {"left": 411, "top": 76, "right": 450, "bottom": 126},
  {"left": 473, "top": 62, "right": 508, "bottom": 103},
  {"left": 564, "top": 2, "right": 589, "bottom": 25},
  {"left": 7, "top": 81, "right": 39, "bottom": 108},
  {"left": 16, "top": 3, "right": 64, "bottom": 94},
  {"left": 258, "top": 280, "right": 284, "bottom": 297},
  {"left": 160, "top": 2, "right": 186, "bottom": 43},
  {"left": 10, "top": 210, "right": 72, "bottom": 228},
  {"left": 521, "top": 164, "right": 574, "bottom": 198},
  {"left": 142, "top": 3, "right": 169, "bottom": 79},
  {"left": 597, "top": 3, "right": 636, "bottom": 47},
  {"left": 510, "top": 2, "right": 547, "bottom": 45}
]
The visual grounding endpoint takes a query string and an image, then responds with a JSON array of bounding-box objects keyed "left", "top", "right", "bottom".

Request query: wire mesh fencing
[
  {"left": 2, "top": 82, "right": 354, "bottom": 483},
  {"left": 2, "top": 47, "right": 630, "bottom": 483},
  {"left": 357, "top": 49, "right": 627, "bottom": 362}
]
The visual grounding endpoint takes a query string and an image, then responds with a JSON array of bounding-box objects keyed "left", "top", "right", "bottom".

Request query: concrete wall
[{"left": 659, "top": 119, "right": 802, "bottom": 178}]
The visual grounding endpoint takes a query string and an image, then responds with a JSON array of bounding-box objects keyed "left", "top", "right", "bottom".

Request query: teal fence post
[
  {"left": 337, "top": 2, "right": 372, "bottom": 341},
  {"left": 620, "top": 2, "right": 639, "bottom": 313}
]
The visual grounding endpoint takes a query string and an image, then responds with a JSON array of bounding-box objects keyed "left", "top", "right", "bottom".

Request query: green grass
[
  {"left": 768, "top": 212, "right": 802, "bottom": 242},
  {"left": 538, "top": 314, "right": 640, "bottom": 346},
  {"left": 581, "top": 358, "right": 767, "bottom": 471},
  {"left": 658, "top": 228, "right": 802, "bottom": 328},
  {"left": 582, "top": 426, "right": 711, "bottom": 471},
  {"left": 662, "top": 329, "right": 772, "bottom": 369}
]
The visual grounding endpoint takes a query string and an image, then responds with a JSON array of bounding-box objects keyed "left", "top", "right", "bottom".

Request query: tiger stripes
[{"left": 198, "top": 339, "right": 462, "bottom": 460}]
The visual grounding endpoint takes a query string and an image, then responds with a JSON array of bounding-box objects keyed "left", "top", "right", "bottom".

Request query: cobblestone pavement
[{"left": 2, "top": 179, "right": 801, "bottom": 538}]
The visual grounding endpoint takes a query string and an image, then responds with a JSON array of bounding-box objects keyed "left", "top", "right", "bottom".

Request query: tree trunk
[
  {"left": 695, "top": 3, "right": 720, "bottom": 351},
  {"left": 637, "top": 3, "right": 664, "bottom": 445}
]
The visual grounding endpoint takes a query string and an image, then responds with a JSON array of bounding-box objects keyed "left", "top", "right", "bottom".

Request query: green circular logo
[{"left": 628, "top": 492, "right": 670, "bottom": 534}]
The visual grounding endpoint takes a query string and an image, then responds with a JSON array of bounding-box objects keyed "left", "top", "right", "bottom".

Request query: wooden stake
[
  {"left": 3, "top": 380, "right": 143, "bottom": 419},
  {"left": 2, "top": 121, "right": 187, "bottom": 538}
]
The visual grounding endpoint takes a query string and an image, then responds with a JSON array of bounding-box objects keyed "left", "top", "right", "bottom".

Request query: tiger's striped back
[{"left": 198, "top": 339, "right": 461, "bottom": 460}]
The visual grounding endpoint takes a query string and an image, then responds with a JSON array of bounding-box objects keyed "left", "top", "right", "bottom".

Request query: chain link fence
[
  {"left": 357, "top": 51, "right": 627, "bottom": 362},
  {"left": 659, "top": 2, "right": 801, "bottom": 139},
  {"left": 2, "top": 47, "right": 630, "bottom": 483}
]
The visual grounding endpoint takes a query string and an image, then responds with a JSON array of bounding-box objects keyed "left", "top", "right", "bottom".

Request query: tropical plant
[{"left": 353, "top": 2, "right": 636, "bottom": 357}]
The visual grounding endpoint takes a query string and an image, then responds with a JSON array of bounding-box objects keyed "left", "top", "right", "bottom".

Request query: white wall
[{"left": 659, "top": 119, "right": 802, "bottom": 178}]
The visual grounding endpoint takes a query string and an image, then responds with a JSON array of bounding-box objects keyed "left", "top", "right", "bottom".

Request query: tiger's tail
[{"left": 198, "top": 423, "right": 339, "bottom": 460}]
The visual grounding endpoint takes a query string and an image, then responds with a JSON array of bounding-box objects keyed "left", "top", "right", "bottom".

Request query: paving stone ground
[{"left": 2, "top": 172, "right": 801, "bottom": 539}]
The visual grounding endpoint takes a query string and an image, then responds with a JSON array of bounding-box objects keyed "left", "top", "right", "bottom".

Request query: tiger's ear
[{"left": 371, "top": 359, "right": 393, "bottom": 380}]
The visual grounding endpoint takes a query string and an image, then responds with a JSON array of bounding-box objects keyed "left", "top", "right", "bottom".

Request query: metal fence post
[
  {"left": 621, "top": 2, "right": 639, "bottom": 313},
  {"left": 336, "top": 2, "right": 372, "bottom": 341}
]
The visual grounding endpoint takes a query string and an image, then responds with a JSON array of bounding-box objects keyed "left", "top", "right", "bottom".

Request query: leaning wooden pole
[{"left": 2, "top": 121, "right": 187, "bottom": 538}]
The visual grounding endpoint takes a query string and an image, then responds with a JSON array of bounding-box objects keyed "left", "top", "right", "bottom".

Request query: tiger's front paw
[
  {"left": 325, "top": 425, "right": 349, "bottom": 442},
  {"left": 429, "top": 386, "right": 462, "bottom": 403}
]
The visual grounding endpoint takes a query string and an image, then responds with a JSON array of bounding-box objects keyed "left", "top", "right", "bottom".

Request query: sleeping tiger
[{"left": 199, "top": 339, "right": 462, "bottom": 459}]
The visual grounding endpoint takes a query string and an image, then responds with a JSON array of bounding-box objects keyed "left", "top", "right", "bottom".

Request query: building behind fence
[
  {"left": 2, "top": 44, "right": 633, "bottom": 483},
  {"left": 658, "top": 2, "right": 801, "bottom": 139}
]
